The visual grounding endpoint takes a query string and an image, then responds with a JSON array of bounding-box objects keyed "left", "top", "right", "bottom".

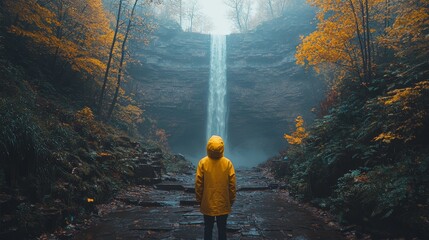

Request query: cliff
[{"left": 130, "top": 8, "right": 325, "bottom": 166}]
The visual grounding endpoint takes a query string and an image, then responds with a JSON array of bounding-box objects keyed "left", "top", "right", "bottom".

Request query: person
[{"left": 195, "top": 135, "right": 236, "bottom": 240}]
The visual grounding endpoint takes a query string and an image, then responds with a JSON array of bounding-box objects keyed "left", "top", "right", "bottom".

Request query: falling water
[{"left": 206, "top": 35, "right": 228, "bottom": 143}]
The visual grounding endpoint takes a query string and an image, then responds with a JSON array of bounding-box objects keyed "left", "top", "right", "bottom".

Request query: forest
[
  {"left": 0, "top": 0, "right": 428, "bottom": 239},
  {"left": 275, "top": 0, "right": 429, "bottom": 237}
]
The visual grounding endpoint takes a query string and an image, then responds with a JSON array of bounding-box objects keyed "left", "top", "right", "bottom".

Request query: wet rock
[
  {"left": 183, "top": 185, "right": 195, "bottom": 193},
  {"left": 134, "top": 164, "right": 157, "bottom": 178},
  {"left": 227, "top": 224, "right": 241, "bottom": 232},
  {"left": 133, "top": 150, "right": 164, "bottom": 184},
  {"left": 154, "top": 183, "right": 185, "bottom": 191},
  {"left": 138, "top": 201, "right": 166, "bottom": 207},
  {"left": 130, "top": 223, "right": 173, "bottom": 232},
  {"left": 74, "top": 168, "right": 347, "bottom": 240},
  {"left": 179, "top": 200, "right": 197, "bottom": 206},
  {"left": 242, "top": 228, "right": 261, "bottom": 237},
  {"left": 238, "top": 185, "right": 269, "bottom": 191},
  {"left": 182, "top": 211, "right": 202, "bottom": 217},
  {"left": 162, "top": 174, "right": 178, "bottom": 182},
  {"left": 179, "top": 220, "right": 203, "bottom": 225},
  {"left": 291, "top": 236, "right": 310, "bottom": 240}
]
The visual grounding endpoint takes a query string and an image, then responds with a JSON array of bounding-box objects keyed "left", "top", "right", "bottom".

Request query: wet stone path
[{"left": 74, "top": 168, "right": 346, "bottom": 239}]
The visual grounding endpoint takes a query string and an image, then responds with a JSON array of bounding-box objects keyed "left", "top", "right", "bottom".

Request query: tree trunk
[
  {"left": 179, "top": 0, "right": 182, "bottom": 29},
  {"left": 358, "top": 0, "right": 368, "bottom": 81},
  {"left": 107, "top": 0, "right": 138, "bottom": 120},
  {"left": 234, "top": 0, "right": 243, "bottom": 32},
  {"left": 365, "top": 0, "right": 372, "bottom": 80},
  {"left": 268, "top": 0, "right": 274, "bottom": 18},
  {"left": 348, "top": 0, "right": 365, "bottom": 82},
  {"left": 98, "top": 0, "right": 123, "bottom": 117}
]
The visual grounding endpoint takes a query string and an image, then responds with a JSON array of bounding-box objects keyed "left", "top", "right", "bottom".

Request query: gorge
[{"left": 130, "top": 7, "right": 325, "bottom": 167}]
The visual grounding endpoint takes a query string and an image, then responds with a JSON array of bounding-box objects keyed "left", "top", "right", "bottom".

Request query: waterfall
[{"left": 207, "top": 35, "right": 228, "bottom": 143}]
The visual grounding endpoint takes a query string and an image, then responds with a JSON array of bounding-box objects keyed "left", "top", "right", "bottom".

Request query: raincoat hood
[{"left": 206, "top": 135, "right": 224, "bottom": 159}]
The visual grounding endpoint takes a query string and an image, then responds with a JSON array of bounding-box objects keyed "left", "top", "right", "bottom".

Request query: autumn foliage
[
  {"left": 277, "top": 0, "right": 429, "bottom": 237},
  {"left": 296, "top": 0, "right": 429, "bottom": 82},
  {"left": 4, "top": 0, "right": 111, "bottom": 77},
  {"left": 0, "top": 1, "right": 163, "bottom": 237},
  {"left": 284, "top": 116, "right": 309, "bottom": 145},
  {"left": 3, "top": 0, "right": 150, "bottom": 125}
]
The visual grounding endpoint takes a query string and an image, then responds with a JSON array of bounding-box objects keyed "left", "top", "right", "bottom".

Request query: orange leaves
[
  {"left": 297, "top": 0, "right": 401, "bottom": 80},
  {"left": 5, "top": 0, "right": 113, "bottom": 78},
  {"left": 373, "top": 132, "right": 401, "bottom": 143},
  {"left": 295, "top": 4, "right": 357, "bottom": 72},
  {"left": 98, "top": 152, "right": 112, "bottom": 157},
  {"left": 380, "top": 81, "right": 429, "bottom": 106},
  {"left": 76, "top": 107, "right": 95, "bottom": 122},
  {"left": 379, "top": 2, "right": 429, "bottom": 57},
  {"left": 375, "top": 81, "right": 429, "bottom": 143},
  {"left": 302, "top": 0, "right": 428, "bottom": 69},
  {"left": 284, "top": 116, "right": 309, "bottom": 145},
  {"left": 5, "top": 0, "right": 59, "bottom": 35},
  {"left": 73, "top": 57, "right": 106, "bottom": 76}
]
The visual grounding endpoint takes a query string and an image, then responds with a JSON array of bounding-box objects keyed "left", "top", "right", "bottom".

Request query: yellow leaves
[
  {"left": 116, "top": 104, "right": 144, "bottom": 125},
  {"left": 380, "top": 81, "right": 429, "bottom": 106},
  {"left": 284, "top": 116, "right": 309, "bottom": 145},
  {"left": 298, "top": 0, "right": 429, "bottom": 78},
  {"left": 296, "top": 13, "right": 355, "bottom": 71},
  {"left": 76, "top": 107, "right": 95, "bottom": 121},
  {"left": 98, "top": 152, "right": 112, "bottom": 157},
  {"left": 373, "top": 132, "right": 401, "bottom": 143},
  {"left": 377, "top": 2, "right": 429, "bottom": 57},
  {"left": 382, "top": 88, "right": 414, "bottom": 106},
  {"left": 73, "top": 57, "right": 106, "bottom": 76},
  {"left": 5, "top": 0, "right": 113, "bottom": 78},
  {"left": 376, "top": 81, "right": 429, "bottom": 143}
]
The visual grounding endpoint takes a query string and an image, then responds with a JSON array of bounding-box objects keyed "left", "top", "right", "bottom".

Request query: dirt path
[{"left": 73, "top": 168, "right": 347, "bottom": 239}]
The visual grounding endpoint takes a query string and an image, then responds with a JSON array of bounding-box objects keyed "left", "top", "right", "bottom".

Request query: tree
[
  {"left": 5, "top": 0, "right": 111, "bottom": 79},
  {"left": 152, "top": 0, "right": 183, "bottom": 28},
  {"left": 296, "top": 0, "right": 387, "bottom": 83},
  {"left": 98, "top": 0, "right": 123, "bottom": 116},
  {"left": 377, "top": 0, "right": 429, "bottom": 60},
  {"left": 107, "top": 0, "right": 139, "bottom": 120},
  {"left": 225, "top": 0, "right": 253, "bottom": 33},
  {"left": 106, "top": 0, "right": 156, "bottom": 120},
  {"left": 184, "top": 0, "right": 200, "bottom": 32},
  {"left": 257, "top": 0, "right": 291, "bottom": 20},
  {"left": 297, "top": 0, "right": 429, "bottom": 84},
  {"left": 193, "top": 14, "right": 214, "bottom": 33},
  {"left": 284, "top": 116, "right": 309, "bottom": 145}
]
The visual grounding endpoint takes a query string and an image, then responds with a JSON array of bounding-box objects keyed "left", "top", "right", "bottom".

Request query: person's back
[{"left": 195, "top": 135, "right": 236, "bottom": 240}]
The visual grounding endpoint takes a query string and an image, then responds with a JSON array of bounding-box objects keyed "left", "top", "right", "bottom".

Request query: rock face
[
  {"left": 130, "top": 7, "right": 325, "bottom": 167},
  {"left": 130, "top": 21, "right": 210, "bottom": 161}
]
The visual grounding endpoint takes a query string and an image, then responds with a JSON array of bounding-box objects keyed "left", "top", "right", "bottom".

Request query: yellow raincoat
[{"left": 195, "top": 135, "right": 236, "bottom": 216}]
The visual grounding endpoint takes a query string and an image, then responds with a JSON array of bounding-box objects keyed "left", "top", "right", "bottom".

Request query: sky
[{"left": 199, "top": 0, "right": 232, "bottom": 34}]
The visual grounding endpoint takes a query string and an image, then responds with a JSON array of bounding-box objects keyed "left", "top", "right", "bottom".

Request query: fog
[{"left": 172, "top": 134, "right": 284, "bottom": 169}]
